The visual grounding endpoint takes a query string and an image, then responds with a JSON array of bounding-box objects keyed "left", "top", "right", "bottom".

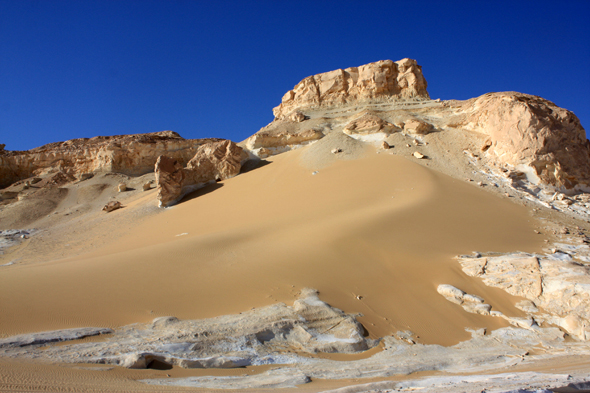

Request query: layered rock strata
[
  {"left": 0, "top": 131, "right": 220, "bottom": 189},
  {"left": 273, "top": 58, "right": 429, "bottom": 119},
  {"left": 155, "top": 139, "right": 247, "bottom": 207},
  {"left": 0, "top": 288, "right": 375, "bottom": 369}
]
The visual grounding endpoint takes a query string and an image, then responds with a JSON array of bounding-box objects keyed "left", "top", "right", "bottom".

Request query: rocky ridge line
[{"left": 0, "top": 131, "right": 221, "bottom": 189}]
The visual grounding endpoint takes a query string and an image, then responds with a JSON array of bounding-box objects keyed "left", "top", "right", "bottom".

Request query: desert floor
[{"left": 0, "top": 144, "right": 554, "bottom": 391}]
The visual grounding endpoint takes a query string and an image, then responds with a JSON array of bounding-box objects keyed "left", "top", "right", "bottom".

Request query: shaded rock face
[
  {"left": 273, "top": 58, "right": 429, "bottom": 119},
  {"left": 155, "top": 140, "right": 246, "bottom": 207},
  {"left": 0, "top": 131, "right": 221, "bottom": 189},
  {"left": 451, "top": 92, "right": 590, "bottom": 189}
]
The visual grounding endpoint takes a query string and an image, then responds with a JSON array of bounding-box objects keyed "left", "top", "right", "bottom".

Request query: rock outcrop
[
  {"left": 0, "top": 288, "right": 376, "bottom": 369},
  {"left": 155, "top": 140, "right": 246, "bottom": 207},
  {"left": 457, "top": 251, "right": 590, "bottom": 341},
  {"left": 273, "top": 58, "right": 429, "bottom": 119},
  {"left": 449, "top": 92, "right": 590, "bottom": 189},
  {"left": 243, "top": 60, "right": 589, "bottom": 192},
  {"left": 0, "top": 131, "right": 221, "bottom": 189},
  {"left": 3, "top": 289, "right": 589, "bottom": 391}
]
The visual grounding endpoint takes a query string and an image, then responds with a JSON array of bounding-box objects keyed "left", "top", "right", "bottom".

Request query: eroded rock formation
[
  {"left": 244, "top": 59, "right": 589, "bottom": 191},
  {"left": 0, "top": 288, "right": 375, "bottom": 369},
  {"left": 0, "top": 131, "right": 221, "bottom": 189},
  {"left": 273, "top": 58, "right": 429, "bottom": 119},
  {"left": 155, "top": 139, "right": 246, "bottom": 207},
  {"left": 448, "top": 92, "right": 590, "bottom": 189},
  {"left": 457, "top": 251, "right": 590, "bottom": 341}
]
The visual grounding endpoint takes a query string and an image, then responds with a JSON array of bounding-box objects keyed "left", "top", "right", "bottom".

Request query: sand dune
[{"left": 0, "top": 145, "right": 543, "bottom": 348}]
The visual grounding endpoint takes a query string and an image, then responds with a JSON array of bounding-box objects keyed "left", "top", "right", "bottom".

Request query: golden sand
[{"left": 0, "top": 148, "right": 543, "bottom": 348}]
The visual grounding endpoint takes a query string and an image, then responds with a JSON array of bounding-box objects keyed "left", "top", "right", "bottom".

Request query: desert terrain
[{"left": 1, "top": 59, "right": 590, "bottom": 392}]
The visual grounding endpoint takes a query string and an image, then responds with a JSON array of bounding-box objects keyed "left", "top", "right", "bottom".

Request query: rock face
[
  {"left": 3, "top": 288, "right": 589, "bottom": 391},
  {"left": 245, "top": 129, "right": 324, "bottom": 150},
  {"left": 155, "top": 140, "right": 246, "bottom": 207},
  {"left": 450, "top": 92, "right": 590, "bottom": 189},
  {"left": 273, "top": 58, "right": 429, "bottom": 119},
  {"left": 0, "top": 131, "right": 221, "bottom": 189},
  {"left": 243, "top": 60, "right": 589, "bottom": 192}
]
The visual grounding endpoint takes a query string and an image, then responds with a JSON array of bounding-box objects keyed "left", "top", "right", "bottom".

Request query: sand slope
[{"left": 0, "top": 144, "right": 543, "bottom": 347}]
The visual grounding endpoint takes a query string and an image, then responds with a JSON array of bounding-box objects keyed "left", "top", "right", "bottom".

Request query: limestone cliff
[
  {"left": 245, "top": 59, "right": 589, "bottom": 191},
  {"left": 0, "top": 131, "right": 220, "bottom": 189},
  {"left": 273, "top": 58, "right": 429, "bottom": 119}
]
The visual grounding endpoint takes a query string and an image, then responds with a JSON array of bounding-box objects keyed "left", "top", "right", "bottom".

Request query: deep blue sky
[{"left": 1, "top": 0, "right": 589, "bottom": 151}]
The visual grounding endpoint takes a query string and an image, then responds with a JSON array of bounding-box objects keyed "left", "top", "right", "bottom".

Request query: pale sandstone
[
  {"left": 273, "top": 59, "right": 429, "bottom": 119},
  {"left": 0, "top": 131, "right": 220, "bottom": 189},
  {"left": 449, "top": 92, "right": 590, "bottom": 189},
  {"left": 0, "top": 288, "right": 376, "bottom": 369},
  {"left": 403, "top": 118, "right": 433, "bottom": 135},
  {"left": 343, "top": 111, "right": 399, "bottom": 136},
  {"left": 457, "top": 253, "right": 590, "bottom": 340},
  {"left": 289, "top": 111, "right": 306, "bottom": 123}
]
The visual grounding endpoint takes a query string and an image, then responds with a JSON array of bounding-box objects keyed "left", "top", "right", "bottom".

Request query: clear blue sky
[{"left": 1, "top": 0, "right": 589, "bottom": 151}]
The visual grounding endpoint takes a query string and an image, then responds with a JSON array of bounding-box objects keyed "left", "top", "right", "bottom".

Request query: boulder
[
  {"left": 289, "top": 111, "right": 306, "bottom": 122},
  {"left": 437, "top": 284, "right": 465, "bottom": 305},
  {"left": 403, "top": 119, "right": 432, "bottom": 135},
  {"left": 437, "top": 284, "right": 493, "bottom": 315},
  {"left": 244, "top": 129, "right": 324, "bottom": 150},
  {"left": 343, "top": 112, "right": 399, "bottom": 136},
  {"left": 155, "top": 140, "right": 245, "bottom": 207},
  {"left": 117, "top": 183, "right": 126, "bottom": 192},
  {"left": 154, "top": 156, "right": 185, "bottom": 208},
  {"left": 102, "top": 201, "right": 122, "bottom": 212}
]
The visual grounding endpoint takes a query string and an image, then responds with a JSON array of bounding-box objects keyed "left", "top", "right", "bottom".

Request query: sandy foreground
[{"left": 0, "top": 144, "right": 552, "bottom": 391}]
